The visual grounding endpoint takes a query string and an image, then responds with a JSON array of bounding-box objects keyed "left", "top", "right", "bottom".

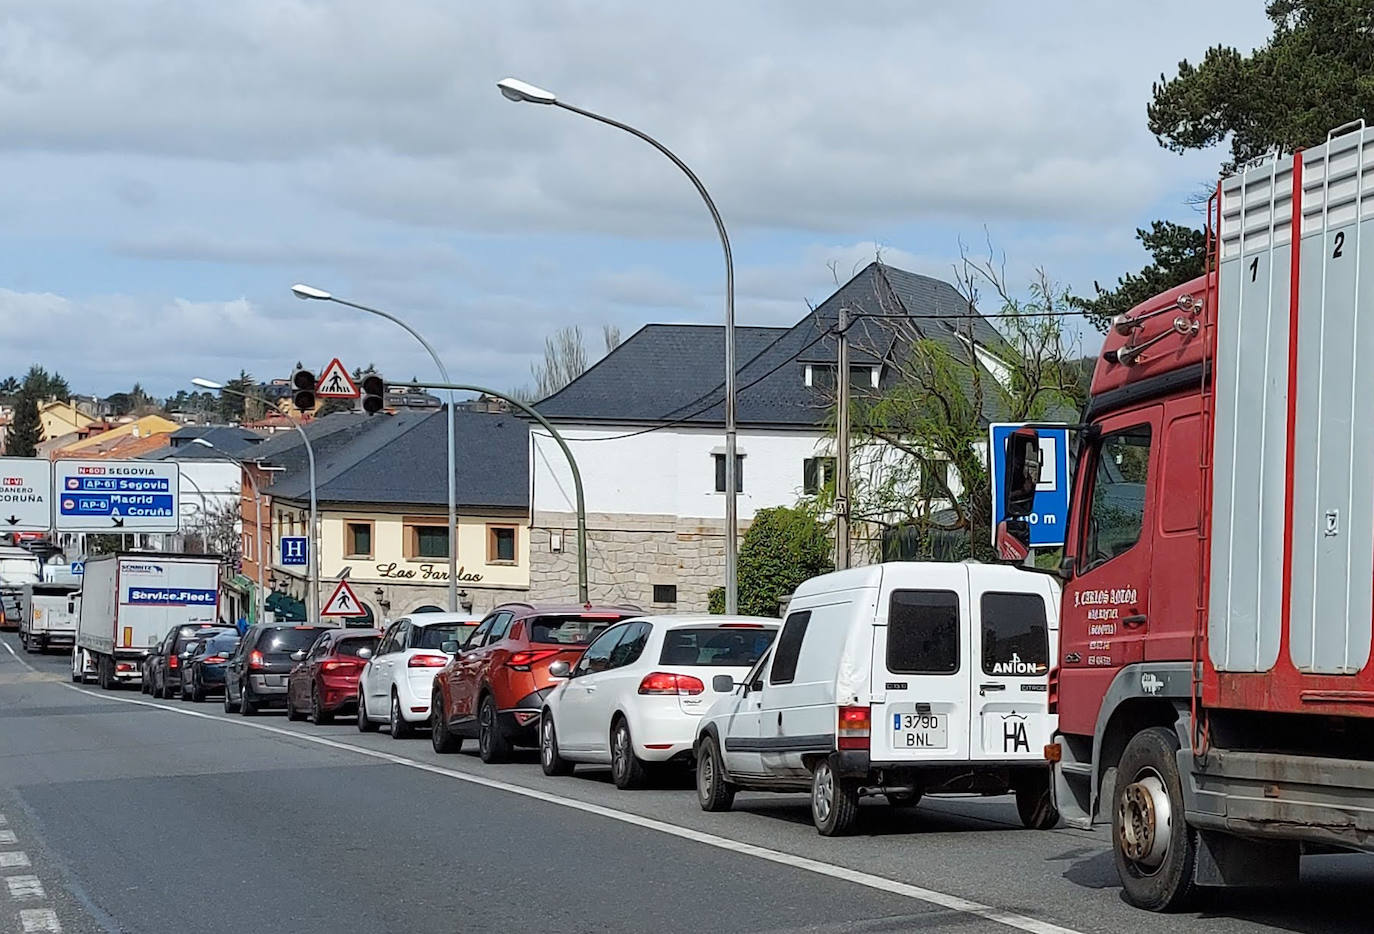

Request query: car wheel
[
  {"left": 1015, "top": 770, "right": 1059, "bottom": 830},
  {"left": 223, "top": 686, "right": 237, "bottom": 713},
  {"left": 477, "top": 694, "right": 510, "bottom": 764},
  {"left": 540, "top": 713, "right": 574, "bottom": 777},
  {"left": 696, "top": 734, "right": 736, "bottom": 812},
  {"left": 886, "top": 789, "right": 923, "bottom": 809},
  {"left": 610, "top": 718, "right": 648, "bottom": 790},
  {"left": 180, "top": 679, "right": 192, "bottom": 702},
  {"left": 811, "top": 759, "right": 860, "bottom": 836},
  {"left": 357, "top": 691, "right": 379, "bottom": 732},
  {"left": 286, "top": 690, "right": 305, "bottom": 721},
  {"left": 240, "top": 686, "right": 258, "bottom": 716},
  {"left": 431, "top": 691, "right": 462, "bottom": 754},
  {"left": 311, "top": 685, "right": 333, "bottom": 725},
  {"left": 190, "top": 678, "right": 204, "bottom": 703},
  {"left": 390, "top": 690, "right": 413, "bottom": 739},
  {"left": 1113, "top": 727, "right": 1199, "bottom": 911}
]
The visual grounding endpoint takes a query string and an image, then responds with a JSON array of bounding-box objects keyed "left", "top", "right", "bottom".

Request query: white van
[{"left": 693, "top": 561, "right": 1060, "bottom": 835}]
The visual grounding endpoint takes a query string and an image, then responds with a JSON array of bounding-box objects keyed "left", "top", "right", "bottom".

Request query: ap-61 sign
[{"left": 54, "top": 460, "right": 181, "bottom": 532}]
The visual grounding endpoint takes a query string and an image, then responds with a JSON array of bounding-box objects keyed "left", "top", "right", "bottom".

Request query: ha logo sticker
[{"left": 1141, "top": 672, "right": 1164, "bottom": 696}]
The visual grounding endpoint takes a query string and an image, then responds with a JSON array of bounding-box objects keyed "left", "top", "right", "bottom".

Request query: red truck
[{"left": 1001, "top": 121, "right": 1374, "bottom": 910}]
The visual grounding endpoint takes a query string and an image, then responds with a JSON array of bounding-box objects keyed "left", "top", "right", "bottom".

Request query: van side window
[
  {"left": 1081, "top": 425, "right": 1152, "bottom": 572},
  {"left": 768, "top": 611, "right": 812, "bottom": 685},
  {"left": 887, "top": 590, "right": 959, "bottom": 675},
  {"left": 980, "top": 592, "right": 1048, "bottom": 676}
]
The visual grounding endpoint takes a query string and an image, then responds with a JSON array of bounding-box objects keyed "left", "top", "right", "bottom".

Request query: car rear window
[
  {"left": 412, "top": 624, "right": 475, "bottom": 650},
  {"left": 259, "top": 627, "right": 327, "bottom": 653},
  {"left": 175, "top": 626, "right": 226, "bottom": 652},
  {"left": 335, "top": 635, "right": 380, "bottom": 657},
  {"left": 528, "top": 614, "right": 631, "bottom": 646},
  {"left": 980, "top": 592, "right": 1049, "bottom": 677},
  {"left": 887, "top": 590, "right": 960, "bottom": 675},
  {"left": 204, "top": 636, "right": 239, "bottom": 654},
  {"left": 659, "top": 627, "right": 777, "bottom": 667}
]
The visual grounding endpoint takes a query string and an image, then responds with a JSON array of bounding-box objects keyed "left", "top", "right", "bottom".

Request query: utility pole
[{"left": 835, "top": 306, "right": 851, "bottom": 570}]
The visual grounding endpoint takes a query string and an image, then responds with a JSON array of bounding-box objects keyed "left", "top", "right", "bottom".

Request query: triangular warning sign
[
  {"left": 322, "top": 579, "right": 365, "bottom": 616},
  {"left": 316, "top": 358, "right": 359, "bottom": 398}
]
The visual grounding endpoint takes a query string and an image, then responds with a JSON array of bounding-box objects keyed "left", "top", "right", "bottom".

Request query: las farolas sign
[{"left": 375, "top": 562, "right": 483, "bottom": 583}]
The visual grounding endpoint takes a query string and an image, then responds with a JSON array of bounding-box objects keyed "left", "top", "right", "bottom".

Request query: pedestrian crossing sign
[
  {"left": 316, "top": 358, "right": 359, "bottom": 399},
  {"left": 322, "top": 579, "right": 365, "bottom": 617}
]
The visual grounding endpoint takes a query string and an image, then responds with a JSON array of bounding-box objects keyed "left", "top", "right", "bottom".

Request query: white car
[
  {"left": 539, "top": 615, "right": 779, "bottom": 788},
  {"left": 357, "top": 613, "right": 480, "bottom": 738}
]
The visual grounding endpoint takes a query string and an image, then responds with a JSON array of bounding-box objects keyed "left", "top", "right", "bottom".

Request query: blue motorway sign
[
  {"left": 990, "top": 423, "right": 1071, "bottom": 549},
  {"left": 280, "top": 536, "right": 309, "bottom": 567},
  {"left": 52, "top": 460, "right": 181, "bottom": 532}
]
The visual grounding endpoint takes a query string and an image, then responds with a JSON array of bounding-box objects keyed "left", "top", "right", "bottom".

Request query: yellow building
[
  {"left": 38, "top": 400, "right": 93, "bottom": 440},
  {"left": 52, "top": 414, "right": 180, "bottom": 458}
]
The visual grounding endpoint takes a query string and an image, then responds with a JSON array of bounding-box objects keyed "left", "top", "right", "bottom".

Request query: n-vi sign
[
  {"left": 0, "top": 457, "right": 54, "bottom": 531},
  {"left": 54, "top": 460, "right": 181, "bottom": 532},
  {"left": 989, "top": 423, "right": 1070, "bottom": 548}
]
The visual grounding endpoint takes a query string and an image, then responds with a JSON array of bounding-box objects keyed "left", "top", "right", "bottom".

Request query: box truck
[
  {"left": 74, "top": 553, "right": 221, "bottom": 690},
  {"left": 0, "top": 545, "right": 41, "bottom": 631},
  {"left": 1000, "top": 122, "right": 1374, "bottom": 910},
  {"left": 19, "top": 582, "right": 80, "bottom": 653}
]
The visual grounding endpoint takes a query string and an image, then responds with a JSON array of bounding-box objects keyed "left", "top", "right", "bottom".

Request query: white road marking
[
  {"left": 0, "top": 852, "right": 31, "bottom": 869},
  {"left": 6, "top": 876, "right": 45, "bottom": 900},
  {"left": 19, "top": 907, "right": 61, "bottom": 932},
  {"left": 0, "top": 813, "right": 7, "bottom": 825},
  {"left": 63, "top": 684, "right": 1083, "bottom": 934},
  {"left": 0, "top": 831, "right": 16, "bottom": 845}
]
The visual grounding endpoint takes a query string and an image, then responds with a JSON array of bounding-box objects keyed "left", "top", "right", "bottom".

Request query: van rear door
[
  {"left": 869, "top": 564, "right": 971, "bottom": 763},
  {"left": 967, "top": 576, "right": 1056, "bottom": 763}
]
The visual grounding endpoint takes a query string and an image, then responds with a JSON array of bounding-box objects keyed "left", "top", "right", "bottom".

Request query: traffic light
[
  {"left": 361, "top": 373, "right": 385, "bottom": 415},
  {"left": 291, "top": 367, "right": 317, "bottom": 412}
]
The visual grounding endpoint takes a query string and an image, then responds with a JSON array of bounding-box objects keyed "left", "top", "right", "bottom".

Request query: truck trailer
[
  {"left": 74, "top": 553, "right": 221, "bottom": 690},
  {"left": 1001, "top": 122, "right": 1374, "bottom": 909},
  {"left": 19, "top": 582, "right": 80, "bottom": 653}
]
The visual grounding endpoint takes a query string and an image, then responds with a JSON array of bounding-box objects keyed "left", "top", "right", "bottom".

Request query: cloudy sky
[{"left": 0, "top": 1, "right": 1272, "bottom": 399}]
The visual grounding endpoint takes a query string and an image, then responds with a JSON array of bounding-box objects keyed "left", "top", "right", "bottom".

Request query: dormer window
[{"left": 803, "top": 364, "right": 880, "bottom": 389}]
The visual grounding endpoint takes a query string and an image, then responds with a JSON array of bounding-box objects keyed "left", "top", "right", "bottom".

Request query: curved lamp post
[
  {"left": 496, "top": 77, "right": 739, "bottom": 614},
  {"left": 409, "top": 380, "right": 588, "bottom": 605},
  {"left": 192, "top": 378, "right": 322, "bottom": 625},
  {"left": 289, "top": 283, "right": 459, "bottom": 615}
]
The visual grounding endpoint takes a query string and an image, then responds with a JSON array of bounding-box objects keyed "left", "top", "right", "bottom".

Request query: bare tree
[
  {"left": 603, "top": 323, "right": 622, "bottom": 354},
  {"left": 183, "top": 499, "right": 242, "bottom": 563}
]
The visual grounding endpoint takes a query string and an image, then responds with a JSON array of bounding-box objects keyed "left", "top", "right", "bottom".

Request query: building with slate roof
[
  {"left": 241, "top": 408, "right": 531, "bottom": 624},
  {"left": 528, "top": 262, "right": 1017, "bottom": 611}
]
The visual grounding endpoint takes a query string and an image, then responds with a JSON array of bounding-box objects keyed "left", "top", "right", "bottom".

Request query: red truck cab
[{"left": 1003, "top": 123, "right": 1374, "bottom": 911}]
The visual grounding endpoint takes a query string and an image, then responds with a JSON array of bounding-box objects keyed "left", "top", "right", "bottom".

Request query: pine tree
[{"left": 5, "top": 390, "right": 42, "bottom": 456}]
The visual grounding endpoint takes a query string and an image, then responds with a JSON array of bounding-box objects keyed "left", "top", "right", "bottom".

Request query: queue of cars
[{"left": 50, "top": 560, "right": 1061, "bottom": 837}]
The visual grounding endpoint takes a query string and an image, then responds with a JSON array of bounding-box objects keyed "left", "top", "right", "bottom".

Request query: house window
[
  {"left": 919, "top": 459, "right": 949, "bottom": 500},
  {"left": 653, "top": 584, "right": 677, "bottom": 604},
  {"left": 405, "top": 522, "right": 449, "bottom": 560},
  {"left": 803, "top": 457, "right": 836, "bottom": 495},
  {"left": 487, "top": 525, "right": 517, "bottom": 564},
  {"left": 713, "top": 453, "right": 745, "bottom": 493},
  {"left": 345, "top": 521, "right": 373, "bottom": 559}
]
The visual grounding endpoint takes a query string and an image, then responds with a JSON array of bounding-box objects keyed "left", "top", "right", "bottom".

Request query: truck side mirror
[{"left": 1003, "top": 427, "right": 1041, "bottom": 519}]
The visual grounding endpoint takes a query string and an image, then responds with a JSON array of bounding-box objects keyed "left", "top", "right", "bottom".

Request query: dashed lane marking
[
  {"left": 19, "top": 907, "right": 61, "bottom": 932},
  {"left": 0, "top": 853, "right": 31, "bottom": 870},
  {"left": 6, "top": 876, "right": 45, "bottom": 900},
  {"left": 60, "top": 682, "right": 1085, "bottom": 934},
  {"left": 0, "top": 831, "right": 16, "bottom": 845}
]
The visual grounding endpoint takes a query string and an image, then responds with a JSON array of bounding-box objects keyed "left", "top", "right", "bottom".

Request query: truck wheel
[
  {"left": 23, "top": 632, "right": 36, "bottom": 654},
  {"left": 98, "top": 656, "right": 115, "bottom": 691},
  {"left": 70, "top": 648, "right": 81, "bottom": 683},
  {"left": 1113, "top": 726, "right": 1199, "bottom": 911},
  {"left": 1015, "top": 770, "right": 1059, "bottom": 830},
  {"left": 811, "top": 759, "right": 860, "bottom": 836}
]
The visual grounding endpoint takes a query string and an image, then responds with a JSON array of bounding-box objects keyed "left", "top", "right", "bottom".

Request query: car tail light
[
  {"left": 507, "top": 649, "right": 558, "bottom": 671},
  {"left": 1047, "top": 667, "right": 1060, "bottom": 715},
  {"left": 204, "top": 656, "right": 227, "bottom": 664},
  {"left": 248, "top": 650, "right": 265, "bottom": 669},
  {"left": 169, "top": 655, "right": 179, "bottom": 669},
  {"left": 638, "top": 672, "right": 705, "bottom": 695},
  {"left": 322, "top": 658, "right": 359, "bottom": 672},
  {"left": 408, "top": 654, "right": 448, "bottom": 668},
  {"left": 837, "top": 705, "right": 871, "bottom": 750}
]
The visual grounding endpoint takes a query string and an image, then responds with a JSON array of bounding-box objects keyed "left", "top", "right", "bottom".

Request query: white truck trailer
[
  {"left": 74, "top": 553, "right": 222, "bottom": 689},
  {"left": 20, "top": 582, "right": 80, "bottom": 653}
]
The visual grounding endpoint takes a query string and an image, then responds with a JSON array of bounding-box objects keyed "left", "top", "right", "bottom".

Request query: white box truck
[
  {"left": 20, "top": 582, "right": 80, "bottom": 654},
  {"left": 0, "top": 545, "right": 42, "bottom": 631},
  {"left": 74, "top": 553, "right": 221, "bottom": 690}
]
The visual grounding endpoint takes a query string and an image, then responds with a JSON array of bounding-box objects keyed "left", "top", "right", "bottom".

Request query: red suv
[{"left": 431, "top": 603, "right": 640, "bottom": 761}]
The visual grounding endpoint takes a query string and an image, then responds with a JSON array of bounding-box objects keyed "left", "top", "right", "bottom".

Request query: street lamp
[
  {"left": 192, "top": 378, "right": 323, "bottom": 625},
  {"left": 496, "top": 77, "right": 740, "bottom": 613},
  {"left": 290, "top": 283, "right": 460, "bottom": 614},
  {"left": 190, "top": 437, "right": 268, "bottom": 626}
]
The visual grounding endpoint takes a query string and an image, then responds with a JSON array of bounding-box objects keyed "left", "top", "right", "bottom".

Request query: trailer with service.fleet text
[{"left": 74, "top": 553, "right": 221, "bottom": 690}]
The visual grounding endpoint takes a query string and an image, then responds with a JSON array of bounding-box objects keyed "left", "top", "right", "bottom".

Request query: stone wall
[{"left": 528, "top": 511, "right": 745, "bottom": 613}]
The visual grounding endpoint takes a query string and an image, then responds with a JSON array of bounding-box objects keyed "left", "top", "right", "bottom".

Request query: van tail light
[
  {"left": 408, "top": 654, "right": 449, "bottom": 668},
  {"left": 248, "top": 650, "right": 265, "bottom": 669},
  {"left": 638, "top": 672, "right": 706, "bottom": 695},
  {"left": 837, "top": 705, "right": 871, "bottom": 750},
  {"left": 507, "top": 649, "right": 559, "bottom": 671},
  {"left": 1047, "top": 667, "right": 1060, "bottom": 715},
  {"left": 169, "top": 655, "right": 179, "bottom": 669}
]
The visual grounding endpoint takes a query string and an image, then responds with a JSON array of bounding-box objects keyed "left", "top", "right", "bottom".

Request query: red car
[
  {"left": 431, "top": 603, "right": 640, "bottom": 761},
  {"left": 286, "top": 628, "right": 382, "bottom": 724}
]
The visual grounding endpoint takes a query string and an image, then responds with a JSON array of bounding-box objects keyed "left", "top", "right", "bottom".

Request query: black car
[
  {"left": 180, "top": 631, "right": 241, "bottom": 701},
  {"left": 224, "top": 624, "right": 330, "bottom": 715},
  {"left": 146, "top": 623, "right": 233, "bottom": 699}
]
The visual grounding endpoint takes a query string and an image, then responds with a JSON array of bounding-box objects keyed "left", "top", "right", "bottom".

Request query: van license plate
[{"left": 892, "top": 712, "right": 947, "bottom": 749}]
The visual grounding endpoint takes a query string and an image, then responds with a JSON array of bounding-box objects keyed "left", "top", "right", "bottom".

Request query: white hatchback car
[
  {"left": 539, "top": 615, "right": 778, "bottom": 788},
  {"left": 357, "top": 613, "right": 480, "bottom": 738}
]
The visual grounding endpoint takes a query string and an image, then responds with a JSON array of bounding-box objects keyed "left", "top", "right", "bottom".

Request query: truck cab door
[{"left": 1059, "top": 407, "right": 1160, "bottom": 733}]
